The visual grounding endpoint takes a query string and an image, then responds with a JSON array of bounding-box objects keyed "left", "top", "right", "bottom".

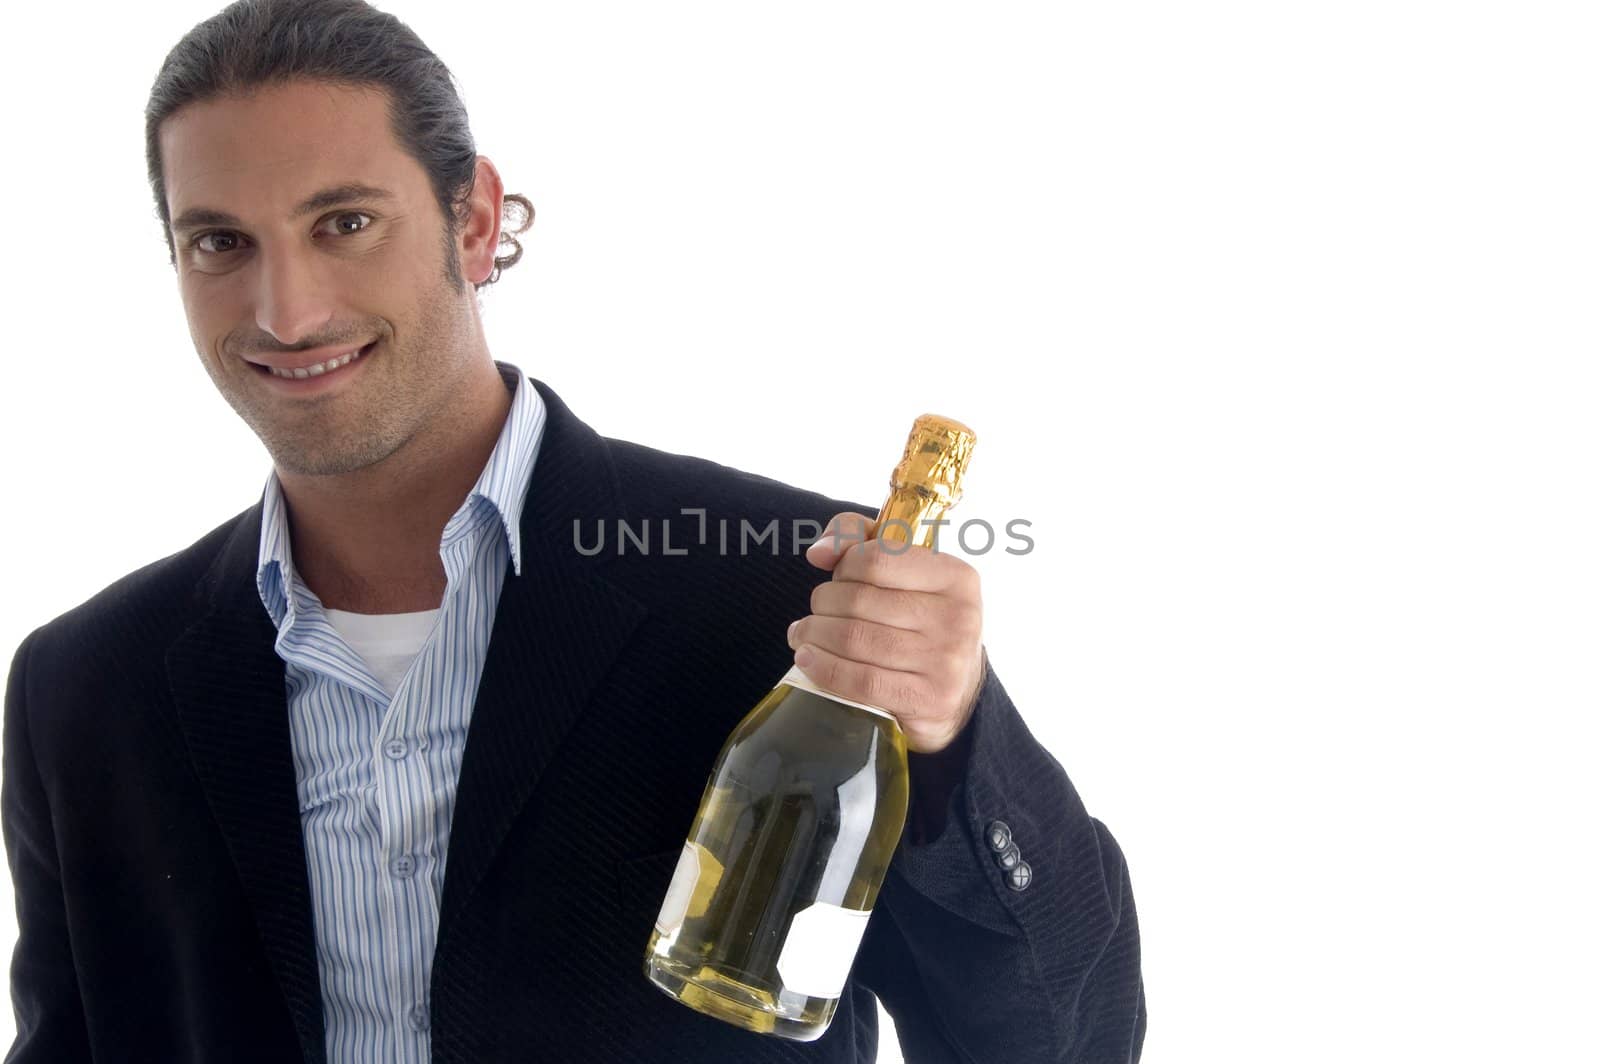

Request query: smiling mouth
[{"left": 252, "top": 341, "right": 376, "bottom": 379}]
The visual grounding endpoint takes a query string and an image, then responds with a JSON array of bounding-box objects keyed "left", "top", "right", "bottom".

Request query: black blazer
[{"left": 3, "top": 377, "right": 1146, "bottom": 1063}]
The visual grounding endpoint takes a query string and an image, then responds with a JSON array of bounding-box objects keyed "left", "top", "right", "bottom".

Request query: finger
[
  {"left": 792, "top": 641, "right": 932, "bottom": 723},
  {"left": 788, "top": 614, "right": 930, "bottom": 674},
  {"left": 804, "top": 511, "right": 878, "bottom": 571},
  {"left": 809, "top": 580, "right": 945, "bottom": 633},
  {"left": 830, "top": 535, "right": 976, "bottom": 595}
]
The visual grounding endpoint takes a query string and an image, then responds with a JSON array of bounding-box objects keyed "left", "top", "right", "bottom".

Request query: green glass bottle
[{"left": 643, "top": 414, "right": 977, "bottom": 1041}]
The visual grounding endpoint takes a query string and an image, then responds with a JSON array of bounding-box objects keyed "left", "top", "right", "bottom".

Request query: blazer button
[
  {"left": 996, "top": 842, "right": 1022, "bottom": 871},
  {"left": 1006, "top": 860, "right": 1033, "bottom": 892},
  {"left": 985, "top": 820, "right": 1012, "bottom": 853}
]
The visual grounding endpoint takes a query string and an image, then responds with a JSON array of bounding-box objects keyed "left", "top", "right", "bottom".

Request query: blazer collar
[{"left": 165, "top": 377, "right": 648, "bottom": 1064}]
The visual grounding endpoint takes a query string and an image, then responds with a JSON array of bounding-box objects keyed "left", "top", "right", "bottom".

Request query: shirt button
[
  {"left": 384, "top": 739, "right": 409, "bottom": 760},
  {"left": 986, "top": 820, "right": 1012, "bottom": 853},
  {"left": 409, "top": 1004, "right": 430, "bottom": 1031},
  {"left": 996, "top": 842, "right": 1023, "bottom": 871},
  {"left": 1006, "top": 860, "right": 1033, "bottom": 892},
  {"left": 390, "top": 855, "right": 416, "bottom": 879}
]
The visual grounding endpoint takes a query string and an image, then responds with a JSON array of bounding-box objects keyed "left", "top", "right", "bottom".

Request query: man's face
[{"left": 161, "top": 78, "right": 481, "bottom": 477}]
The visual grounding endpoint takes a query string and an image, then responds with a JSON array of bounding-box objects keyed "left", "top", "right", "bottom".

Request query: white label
[
  {"left": 775, "top": 902, "right": 873, "bottom": 999},
  {"left": 654, "top": 842, "right": 698, "bottom": 935},
  {"left": 778, "top": 665, "right": 896, "bottom": 722}
]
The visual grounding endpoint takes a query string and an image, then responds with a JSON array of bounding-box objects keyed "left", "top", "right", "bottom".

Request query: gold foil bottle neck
[
  {"left": 889, "top": 414, "right": 977, "bottom": 506},
  {"left": 873, "top": 414, "right": 977, "bottom": 547}
]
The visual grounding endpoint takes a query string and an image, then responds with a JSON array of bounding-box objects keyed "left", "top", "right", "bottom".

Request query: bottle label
[
  {"left": 778, "top": 665, "right": 896, "bottom": 722},
  {"left": 654, "top": 842, "right": 699, "bottom": 936},
  {"left": 776, "top": 901, "right": 873, "bottom": 999}
]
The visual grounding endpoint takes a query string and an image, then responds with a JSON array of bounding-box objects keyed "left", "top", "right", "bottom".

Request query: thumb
[{"left": 805, "top": 511, "right": 877, "bottom": 571}]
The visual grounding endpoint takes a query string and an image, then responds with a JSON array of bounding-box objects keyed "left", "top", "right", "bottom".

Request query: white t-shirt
[{"left": 322, "top": 607, "right": 442, "bottom": 699}]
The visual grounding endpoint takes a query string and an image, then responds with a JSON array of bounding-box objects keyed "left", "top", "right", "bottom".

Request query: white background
[{"left": 2, "top": 1, "right": 1596, "bottom": 1060}]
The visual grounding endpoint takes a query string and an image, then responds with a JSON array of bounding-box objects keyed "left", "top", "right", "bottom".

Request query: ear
[{"left": 457, "top": 155, "right": 506, "bottom": 287}]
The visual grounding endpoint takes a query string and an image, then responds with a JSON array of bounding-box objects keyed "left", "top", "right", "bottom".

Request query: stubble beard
[{"left": 216, "top": 240, "right": 473, "bottom": 478}]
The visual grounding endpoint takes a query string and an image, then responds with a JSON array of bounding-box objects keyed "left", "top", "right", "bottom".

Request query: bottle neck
[{"left": 871, "top": 486, "right": 953, "bottom": 550}]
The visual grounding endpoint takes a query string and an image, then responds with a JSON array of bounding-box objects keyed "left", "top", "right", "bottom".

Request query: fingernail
[
  {"left": 794, "top": 645, "right": 814, "bottom": 667},
  {"left": 787, "top": 620, "right": 799, "bottom": 643}
]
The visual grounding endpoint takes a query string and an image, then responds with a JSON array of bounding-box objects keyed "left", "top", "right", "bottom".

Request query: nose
[{"left": 253, "top": 244, "right": 340, "bottom": 346}]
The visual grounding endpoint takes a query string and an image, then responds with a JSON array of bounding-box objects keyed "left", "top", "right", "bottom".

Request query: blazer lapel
[
  {"left": 165, "top": 504, "right": 328, "bottom": 1064},
  {"left": 436, "top": 378, "right": 648, "bottom": 940}
]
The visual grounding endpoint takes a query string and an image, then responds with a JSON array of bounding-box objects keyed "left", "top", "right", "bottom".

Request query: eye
[
  {"left": 324, "top": 210, "right": 374, "bottom": 236},
  {"left": 189, "top": 211, "right": 375, "bottom": 255},
  {"left": 193, "top": 230, "right": 242, "bottom": 255}
]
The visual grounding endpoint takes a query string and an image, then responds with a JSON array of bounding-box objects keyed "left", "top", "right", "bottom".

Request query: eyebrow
[{"left": 170, "top": 182, "right": 396, "bottom": 235}]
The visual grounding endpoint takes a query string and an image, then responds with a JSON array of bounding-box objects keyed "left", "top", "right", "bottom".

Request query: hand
[{"left": 787, "top": 511, "right": 987, "bottom": 755}]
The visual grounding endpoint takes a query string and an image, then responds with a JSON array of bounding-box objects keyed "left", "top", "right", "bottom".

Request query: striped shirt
[{"left": 253, "top": 360, "right": 546, "bottom": 1064}]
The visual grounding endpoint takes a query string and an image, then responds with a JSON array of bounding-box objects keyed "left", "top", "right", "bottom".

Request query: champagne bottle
[{"left": 643, "top": 414, "right": 977, "bottom": 1042}]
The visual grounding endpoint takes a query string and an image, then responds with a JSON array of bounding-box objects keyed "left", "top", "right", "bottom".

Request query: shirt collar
[{"left": 255, "top": 359, "right": 546, "bottom": 625}]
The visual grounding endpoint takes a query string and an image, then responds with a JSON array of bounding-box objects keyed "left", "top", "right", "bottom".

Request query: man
[{"left": 2, "top": 0, "right": 1146, "bottom": 1060}]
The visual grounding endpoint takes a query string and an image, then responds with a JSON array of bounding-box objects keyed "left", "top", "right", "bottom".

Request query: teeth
[{"left": 268, "top": 346, "right": 367, "bottom": 380}]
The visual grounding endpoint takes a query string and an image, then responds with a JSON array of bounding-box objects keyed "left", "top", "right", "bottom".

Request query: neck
[{"left": 278, "top": 358, "right": 514, "bottom": 614}]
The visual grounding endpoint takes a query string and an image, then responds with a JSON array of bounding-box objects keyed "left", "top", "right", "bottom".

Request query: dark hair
[{"left": 144, "top": 0, "right": 533, "bottom": 293}]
